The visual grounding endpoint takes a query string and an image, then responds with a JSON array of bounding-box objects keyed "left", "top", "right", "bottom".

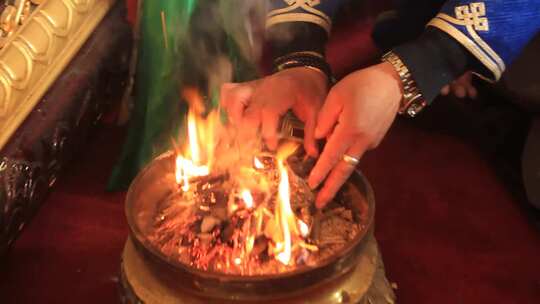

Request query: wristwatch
[{"left": 382, "top": 51, "right": 427, "bottom": 117}]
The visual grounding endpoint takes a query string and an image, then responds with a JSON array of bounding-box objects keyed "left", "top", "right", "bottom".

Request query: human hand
[
  {"left": 308, "top": 62, "right": 402, "bottom": 208},
  {"left": 220, "top": 67, "right": 328, "bottom": 156},
  {"left": 440, "top": 71, "right": 477, "bottom": 99}
]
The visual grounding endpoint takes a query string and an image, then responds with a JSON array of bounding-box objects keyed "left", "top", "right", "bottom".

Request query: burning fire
[
  {"left": 174, "top": 100, "right": 220, "bottom": 191},
  {"left": 273, "top": 142, "right": 306, "bottom": 265},
  {"left": 275, "top": 159, "right": 294, "bottom": 264},
  {"left": 173, "top": 89, "right": 316, "bottom": 269}
]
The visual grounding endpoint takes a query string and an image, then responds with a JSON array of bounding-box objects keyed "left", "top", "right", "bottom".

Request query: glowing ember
[{"left": 298, "top": 220, "right": 309, "bottom": 238}]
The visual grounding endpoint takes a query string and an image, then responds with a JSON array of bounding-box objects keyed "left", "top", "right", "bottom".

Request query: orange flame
[
  {"left": 275, "top": 160, "right": 293, "bottom": 264},
  {"left": 187, "top": 111, "right": 201, "bottom": 164},
  {"left": 175, "top": 89, "right": 220, "bottom": 191},
  {"left": 273, "top": 142, "right": 303, "bottom": 265}
]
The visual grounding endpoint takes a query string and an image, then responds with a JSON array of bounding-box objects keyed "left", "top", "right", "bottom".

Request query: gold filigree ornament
[
  {"left": 0, "top": 0, "right": 33, "bottom": 48},
  {"left": 0, "top": 0, "right": 116, "bottom": 149}
]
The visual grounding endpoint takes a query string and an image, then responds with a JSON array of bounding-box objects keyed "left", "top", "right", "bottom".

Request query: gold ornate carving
[
  {"left": 0, "top": 0, "right": 115, "bottom": 149},
  {"left": 1, "top": 0, "right": 34, "bottom": 48}
]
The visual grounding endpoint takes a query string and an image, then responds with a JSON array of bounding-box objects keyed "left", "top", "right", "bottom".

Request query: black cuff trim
[
  {"left": 392, "top": 27, "right": 475, "bottom": 103},
  {"left": 267, "top": 22, "right": 328, "bottom": 60}
]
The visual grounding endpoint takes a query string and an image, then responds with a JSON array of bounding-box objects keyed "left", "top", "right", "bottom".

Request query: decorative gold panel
[{"left": 0, "top": 0, "right": 115, "bottom": 149}]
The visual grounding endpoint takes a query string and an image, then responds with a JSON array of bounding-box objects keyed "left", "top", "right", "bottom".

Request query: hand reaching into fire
[
  {"left": 220, "top": 67, "right": 328, "bottom": 157},
  {"left": 308, "top": 63, "right": 402, "bottom": 208}
]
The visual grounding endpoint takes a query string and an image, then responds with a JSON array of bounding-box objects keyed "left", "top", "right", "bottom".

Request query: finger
[
  {"left": 261, "top": 108, "right": 281, "bottom": 151},
  {"left": 302, "top": 107, "right": 320, "bottom": 157},
  {"left": 238, "top": 102, "right": 262, "bottom": 141},
  {"left": 308, "top": 123, "right": 351, "bottom": 189},
  {"left": 314, "top": 91, "right": 343, "bottom": 139},
  {"left": 467, "top": 85, "right": 478, "bottom": 99},
  {"left": 462, "top": 72, "right": 472, "bottom": 83},
  {"left": 452, "top": 84, "right": 466, "bottom": 98},
  {"left": 220, "top": 83, "right": 254, "bottom": 123},
  {"left": 440, "top": 85, "right": 450, "bottom": 96},
  {"left": 315, "top": 140, "right": 367, "bottom": 208}
]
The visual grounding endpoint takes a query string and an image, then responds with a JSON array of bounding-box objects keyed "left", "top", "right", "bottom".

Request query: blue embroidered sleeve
[
  {"left": 428, "top": 0, "right": 540, "bottom": 81},
  {"left": 266, "top": 0, "right": 345, "bottom": 35}
]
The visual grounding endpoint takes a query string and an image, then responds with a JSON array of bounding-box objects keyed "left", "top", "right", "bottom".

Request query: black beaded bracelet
[{"left": 272, "top": 51, "right": 336, "bottom": 85}]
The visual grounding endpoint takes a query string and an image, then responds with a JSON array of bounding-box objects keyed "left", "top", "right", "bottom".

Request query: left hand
[
  {"left": 220, "top": 67, "right": 328, "bottom": 156},
  {"left": 440, "top": 71, "right": 477, "bottom": 99},
  {"left": 308, "top": 62, "right": 402, "bottom": 208}
]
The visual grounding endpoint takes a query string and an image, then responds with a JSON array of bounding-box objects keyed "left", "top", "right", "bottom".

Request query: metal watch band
[{"left": 381, "top": 51, "right": 427, "bottom": 117}]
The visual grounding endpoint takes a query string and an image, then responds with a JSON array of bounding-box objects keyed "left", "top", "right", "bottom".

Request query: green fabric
[{"left": 108, "top": 0, "right": 259, "bottom": 190}]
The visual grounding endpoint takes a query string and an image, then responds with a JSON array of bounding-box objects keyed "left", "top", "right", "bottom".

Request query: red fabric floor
[{"left": 2, "top": 3, "right": 540, "bottom": 302}]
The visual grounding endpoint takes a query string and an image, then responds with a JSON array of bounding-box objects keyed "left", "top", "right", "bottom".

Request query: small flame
[
  {"left": 298, "top": 220, "right": 309, "bottom": 238},
  {"left": 275, "top": 161, "right": 293, "bottom": 265},
  {"left": 187, "top": 111, "right": 201, "bottom": 164},
  {"left": 274, "top": 142, "right": 300, "bottom": 265},
  {"left": 175, "top": 155, "right": 209, "bottom": 191},
  {"left": 241, "top": 189, "right": 254, "bottom": 209},
  {"left": 253, "top": 157, "right": 264, "bottom": 169},
  {"left": 245, "top": 235, "right": 255, "bottom": 254},
  {"left": 175, "top": 89, "right": 220, "bottom": 191},
  {"left": 234, "top": 257, "right": 242, "bottom": 265}
]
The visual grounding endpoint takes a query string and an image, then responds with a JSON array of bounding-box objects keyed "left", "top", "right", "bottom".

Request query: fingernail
[
  {"left": 314, "top": 128, "right": 323, "bottom": 139},
  {"left": 308, "top": 176, "right": 318, "bottom": 189},
  {"left": 265, "top": 137, "right": 277, "bottom": 151},
  {"left": 306, "top": 145, "right": 319, "bottom": 158}
]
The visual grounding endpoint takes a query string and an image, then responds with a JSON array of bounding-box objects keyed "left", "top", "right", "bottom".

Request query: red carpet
[{"left": 1, "top": 2, "right": 539, "bottom": 303}]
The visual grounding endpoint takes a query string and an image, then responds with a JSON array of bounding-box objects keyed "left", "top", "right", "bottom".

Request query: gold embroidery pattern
[
  {"left": 428, "top": 18, "right": 500, "bottom": 81},
  {"left": 455, "top": 2, "right": 489, "bottom": 31},
  {"left": 0, "top": 0, "right": 115, "bottom": 149},
  {"left": 286, "top": 0, "right": 320, "bottom": 6},
  {"left": 266, "top": 0, "right": 331, "bottom": 34},
  {"left": 427, "top": 2, "right": 506, "bottom": 81}
]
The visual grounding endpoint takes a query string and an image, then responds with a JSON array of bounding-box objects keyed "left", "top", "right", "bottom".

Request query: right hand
[
  {"left": 308, "top": 63, "right": 402, "bottom": 208},
  {"left": 220, "top": 67, "right": 328, "bottom": 156}
]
